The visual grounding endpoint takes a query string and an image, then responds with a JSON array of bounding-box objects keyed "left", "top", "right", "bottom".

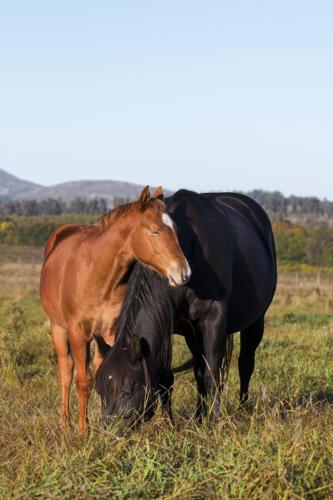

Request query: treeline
[
  {"left": 0, "top": 196, "right": 130, "bottom": 216},
  {"left": 1, "top": 191, "right": 333, "bottom": 220},
  {"left": 0, "top": 215, "right": 332, "bottom": 268},
  {"left": 247, "top": 190, "right": 333, "bottom": 217}
]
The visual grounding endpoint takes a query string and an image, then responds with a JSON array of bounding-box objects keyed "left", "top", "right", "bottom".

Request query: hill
[
  {"left": 0, "top": 168, "right": 171, "bottom": 206},
  {"left": 16, "top": 179, "right": 170, "bottom": 205},
  {"left": 0, "top": 168, "right": 41, "bottom": 199}
]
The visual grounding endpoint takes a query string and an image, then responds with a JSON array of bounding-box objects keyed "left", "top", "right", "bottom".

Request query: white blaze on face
[{"left": 162, "top": 213, "right": 174, "bottom": 231}]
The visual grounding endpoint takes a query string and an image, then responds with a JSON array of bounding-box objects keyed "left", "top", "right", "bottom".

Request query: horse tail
[
  {"left": 173, "top": 333, "right": 234, "bottom": 379},
  {"left": 172, "top": 357, "right": 194, "bottom": 374},
  {"left": 221, "top": 333, "right": 234, "bottom": 384}
]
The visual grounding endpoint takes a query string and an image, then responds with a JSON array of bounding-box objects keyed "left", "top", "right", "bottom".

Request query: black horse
[
  {"left": 95, "top": 263, "right": 174, "bottom": 426},
  {"left": 95, "top": 190, "right": 277, "bottom": 423}
]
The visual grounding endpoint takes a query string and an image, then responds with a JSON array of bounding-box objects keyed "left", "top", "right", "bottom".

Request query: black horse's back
[
  {"left": 167, "top": 189, "right": 276, "bottom": 270},
  {"left": 207, "top": 192, "right": 277, "bottom": 324},
  {"left": 205, "top": 192, "right": 276, "bottom": 267},
  {"left": 166, "top": 190, "right": 277, "bottom": 333}
]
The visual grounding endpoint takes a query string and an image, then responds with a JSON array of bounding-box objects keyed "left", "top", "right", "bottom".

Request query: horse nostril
[{"left": 181, "top": 268, "right": 191, "bottom": 284}]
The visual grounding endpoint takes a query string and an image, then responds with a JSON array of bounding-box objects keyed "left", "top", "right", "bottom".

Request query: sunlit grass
[{"left": 0, "top": 248, "right": 333, "bottom": 498}]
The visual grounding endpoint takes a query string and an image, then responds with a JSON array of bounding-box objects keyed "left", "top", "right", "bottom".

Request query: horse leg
[
  {"left": 68, "top": 326, "right": 92, "bottom": 432},
  {"left": 51, "top": 323, "right": 73, "bottom": 429},
  {"left": 238, "top": 315, "right": 264, "bottom": 404},
  {"left": 184, "top": 331, "right": 207, "bottom": 421},
  {"left": 201, "top": 301, "right": 228, "bottom": 419},
  {"left": 159, "top": 370, "right": 174, "bottom": 425}
]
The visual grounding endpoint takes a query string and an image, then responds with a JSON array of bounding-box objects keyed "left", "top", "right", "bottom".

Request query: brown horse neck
[{"left": 91, "top": 217, "right": 136, "bottom": 302}]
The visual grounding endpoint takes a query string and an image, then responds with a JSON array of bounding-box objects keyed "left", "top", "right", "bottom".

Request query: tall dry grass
[{"left": 0, "top": 246, "right": 332, "bottom": 498}]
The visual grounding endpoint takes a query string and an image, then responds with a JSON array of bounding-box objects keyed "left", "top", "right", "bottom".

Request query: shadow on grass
[
  {"left": 296, "top": 388, "right": 333, "bottom": 405},
  {"left": 173, "top": 387, "right": 333, "bottom": 427}
]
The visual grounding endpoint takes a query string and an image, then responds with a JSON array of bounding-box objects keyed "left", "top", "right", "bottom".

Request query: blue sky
[{"left": 0, "top": 1, "right": 332, "bottom": 198}]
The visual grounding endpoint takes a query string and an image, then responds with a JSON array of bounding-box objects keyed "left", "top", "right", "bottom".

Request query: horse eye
[
  {"left": 150, "top": 229, "right": 160, "bottom": 235},
  {"left": 121, "top": 390, "right": 131, "bottom": 398}
]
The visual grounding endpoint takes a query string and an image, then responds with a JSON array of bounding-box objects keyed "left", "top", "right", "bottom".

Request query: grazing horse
[
  {"left": 95, "top": 263, "right": 173, "bottom": 426},
  {"left": 95, "top": 190, "right": 277, "bottom": 423},
  {"left": 40, "top": 186, "right": 191, "bottom": 431}
]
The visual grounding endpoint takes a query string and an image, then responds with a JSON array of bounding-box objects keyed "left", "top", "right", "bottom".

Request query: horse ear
[
  {"left": 153, "top": 185, "right": 164, "bottom": 201},
  {"left": 129, "top": 335, "right": 142, "bottom": 362},
  {"left": 139, "top": 185, "right": 151, "bottom": 210}
]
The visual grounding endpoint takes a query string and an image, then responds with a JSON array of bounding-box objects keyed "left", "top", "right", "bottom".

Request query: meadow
[{"left": 0, "top": 245, "right": 332, "bottom": 498}]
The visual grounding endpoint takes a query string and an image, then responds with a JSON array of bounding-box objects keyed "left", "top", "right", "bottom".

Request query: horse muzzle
[{"left": 167, "top": 262, "right": 191, "bottom": 286}]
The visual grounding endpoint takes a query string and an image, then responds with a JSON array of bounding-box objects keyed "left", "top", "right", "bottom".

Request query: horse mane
[
  {"left": 95, "top": 262, "right": 173, "bottom": 396},
  {"left": 96, "top": 197, "right": 156, "bottom": 231},
  {"left": 95, "top": 201, "right": 138, "bottom": 231}
]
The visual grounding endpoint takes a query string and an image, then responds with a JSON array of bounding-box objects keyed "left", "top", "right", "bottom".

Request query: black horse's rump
[
  {"left": 95, "top": 262, "right": 173, "bottom": 402},
  {"left": 96, "top": 190, "right": 277, "bottom": 422}
]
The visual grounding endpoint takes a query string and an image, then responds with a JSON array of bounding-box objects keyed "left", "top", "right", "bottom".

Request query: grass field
[{"left": 0, "top": 245, "right": 332, "bottom": 498}]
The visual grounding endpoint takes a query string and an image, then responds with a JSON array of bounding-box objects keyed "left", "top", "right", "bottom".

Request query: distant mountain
[
  {"left": 17, "top": 180, "right": 170, "bottom": 205},
  {"left": 0, "top": 168, "right": 41, "bottom": 199},
  {"left": 0, "top": 168, "right": 171, "bottom": 206}
]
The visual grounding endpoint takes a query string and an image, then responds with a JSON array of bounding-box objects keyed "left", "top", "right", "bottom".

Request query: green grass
[{"left": 0, "top": 247, "right": 333, "bottom": 498}]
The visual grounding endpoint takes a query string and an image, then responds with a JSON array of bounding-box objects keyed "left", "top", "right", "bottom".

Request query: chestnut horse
[{"left": 40, "top": 186, "right": 190, "bottom": 431}]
